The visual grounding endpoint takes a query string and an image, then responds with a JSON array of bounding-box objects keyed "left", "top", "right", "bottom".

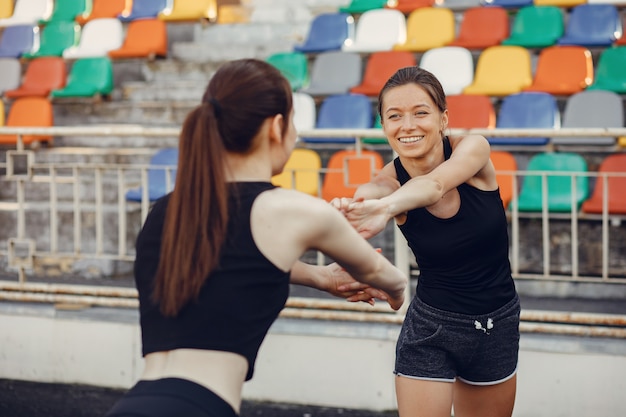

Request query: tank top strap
[
  {"left": 443, "top": 136, "right": 452, "bottom": 160},
  {"left": 393, "top": 157, "right": 410, "bottom": 185}
]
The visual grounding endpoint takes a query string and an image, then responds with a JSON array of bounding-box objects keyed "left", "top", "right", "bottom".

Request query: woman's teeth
[{"left": 399, "top": 136, "right": 423, "bottom": 143}]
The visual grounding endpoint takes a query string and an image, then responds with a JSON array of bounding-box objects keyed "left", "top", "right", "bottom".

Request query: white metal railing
[{"left": 1, "top": 126, "right": 625, "bottom": 337}]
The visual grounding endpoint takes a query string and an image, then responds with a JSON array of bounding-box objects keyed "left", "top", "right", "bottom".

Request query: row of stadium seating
[{"left": 341, "top": 0, "right": 626, "bottom": 12}]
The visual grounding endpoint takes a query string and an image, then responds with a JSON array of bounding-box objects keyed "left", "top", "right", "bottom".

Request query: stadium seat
[
  {"left": 557, "top": 4, "right": 620, "bottom": 48},
  {"left": 40, "top": 0, "right": 87, "bottom": 24},
  {"left": 158, "top": 0, "right": 217, "bottom": 21},
  {"left": 386, "top": 0, "right": 436, "bottom": 13},
  {"left": 534, "top": 0, "right": 585, "bottom": 7},
  {"left": 0, "top": 58, "right": 22, "bottom": 95},
  {"left": 524, "top": 46, "right": 594, "bottom": 96},
  {"left": 4, "top": 56, "right": 66, "bottom": 98},
  {"left": 271, "top": 148, "right": 322, "bottom": 196},
  {"left": 292, "top": 92, "right": 316, "bottom": 133},
  {"left": 216, "top": 4, "right": 251, "bottom": 24},
  {"left": 50, "top": 57, "right": 113, "bottom": 98},
  {"left": 0, "top": 0, "right": 13, "bottom": 19},
  {"left": 615, "top": 16, "right": 626, "bottom": 46},
  {"left": 321, "top": 149, "right": 384, "bottom": 201},
  {"left": 266, "top": 51, "right": 309, "bottom": 91},
  {"left": 393, "top": 7, "right": 456, "bottom": 52},
  {"left": 75, "top": 0, "right": 126, "bottom": 24},
  {"left": 443, "top": 0, "right": 482, "bottom": 9},
  {"left": 339, "top": 0, "right": 388, "bottom": 13},
  {"left": 22, "top": 20, "right": 80, "bottom": 58},
  {"left": 0, "top": 97, "right": 53, "bottom": 145},
  {"left": 419, "top": 46, "right": 474, "bottom": 96},
  {"left": 62, "top": 18, "right": 124, "bottom": 59},
  {"left": 293, "top": 13, "right": 353, "bottom": 53},
  {"left": 301, "top": 94, "right": 373, "bottom": 144},
  {"left": 446, "top": 94, "right": 496, "bottom": 129},
  {"left": 582, "top": 154, "right": 626, "bottom": 214},
  {"left": 488, "top": 92, "right": 558, "bottom": 146},
  {"left": 300, "top": 51, "right": 362, "bottom": 96},
  {"left": 463, "top": 45, "right": 532, "bottom": 96},
  {"left": 553, "top": 90, "right": 623, "bottom": 146},
  {"left": 342, "top": 9, "right": 407, "bottom": 53},
  {"left": 587, "top": 46, "right": 626, "bottom": 94},
  {"left": 481, "top": 0, "right": 532, "bottom": 8},
  {"left": 350, "top": 51, "right": 417, "bottom": 96},
  {"left": 491, "top": 150, "right": 518, "bottom": 209},
  {"left": 118, "top": 0, "right": 168, "bottom": 22},
  {"left": 108, "top": 19, "right": 168, "bottom": 59},
  {"left": 516, "top": 152, "right": 589, "bottom": 212},
  {"left": 0, "top": 25, "right": 37, "bottom": 58},
  {"left": 126, "top": 148, "right": 179, "bottom": 202},
  {"left": 0, "top": 100, "right": 4, "bottom": 125},
  {"left": 0, "top": 0, "right": 51, "bottom": 27},
  {"left": 362, "top": 113, "right": 386, "bottom": 144},
  {"left": 502, "top": 6, "right": 564, "bottom": 49},
  {"left": 447, "top": 6, "right": 509, "bottom": 50}
]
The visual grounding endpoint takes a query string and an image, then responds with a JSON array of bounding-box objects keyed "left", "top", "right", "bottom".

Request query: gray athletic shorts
[{"left": 394, "top": 293, "right": 520, "bottom": 385}]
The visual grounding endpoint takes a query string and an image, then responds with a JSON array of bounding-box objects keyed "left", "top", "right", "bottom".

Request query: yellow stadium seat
[
  {"left": 272, "top": 149, "right": 322, "bottom": 197},
  {"left": 158, "top": 0, "right": 217, "bottom": 22},
  {"left": 0, "top": 0, "right": 14, "bottom": 19},
  {"left": 534, "top": 0, "right": 585, "bottom": 8},
  {"left": 463, "top": 45, "right": 532, "bottom": 96},
  {"left": 619, "top": 137, "right": 626, "bottom": 147},
  {"left": 393, "top": 7, "right": 455, "bottom": 52},
  {"left": 217, "top": 5, "right": 251, "bottom": 24}
]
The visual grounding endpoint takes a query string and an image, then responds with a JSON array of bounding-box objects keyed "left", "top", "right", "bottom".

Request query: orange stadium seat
[
  {"left": 108, "top": 19, "right": 168, "bottom": 59},
  {"left": 76, "top": 0, "right": 126, "bottom": 25},
  {"left": 490, "top": 150, "right": 517, "bottom": 209},
  {"left": 446, "top": 94, "right": 496, "bottom": 129},
  {"left": 321, "top": 149, "right": 384, "bottom": 201},
  {"left": 524, "top": 46, "right": 593, "bottom": 96},
  {"left": 0, "top": 97, "right": 53, "bottom": 145},
  {"left": 582, "top": 154, "right": 626, "bottom": 214},
  {"left": 394, "top": 7, "right": 455, "bottom": 52},
  {"left": 447, "top": 6, "right": 509, "bottom": 50},
  {"left": 386, "top": 0, "right": 436, "bottom": 13},
  {"left": 350, "top": 51, "right": 417, "bottom": 96},
  {"left": 4, "top": 56, "right": 66, "bottom": 98}
]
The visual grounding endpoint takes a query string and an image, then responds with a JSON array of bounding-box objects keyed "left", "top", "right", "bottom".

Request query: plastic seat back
[
  {"left": 321, "top": 150, "right": 384, "bottom": 201},
  {"left": 22, "top": 20, "right": 80, "bottom": 58},
  {"left": 385, "top": 0, "right": 436, "bottom": 13},
  {"left": 582, "top": 154, "right": 626, "bottom": 214},
  {"left": 300, "top": 51, "right": 362, "bottom": 96},
  {"left": 293, "top": 13, "right": 353, "bottom": 53},
  {"left": 126, "top": 148, "right": 179, "bottom": 202},
  {"left": 267, "top": 52, "right": 308, "bottom": 91},
  {"left": 271, "top": 148, "right": 322, "bottom": 196},
  {"left": 481, "top": 0, "right": 532, "bottom": 8},
  {"left": 5, "top": 56, "right": 66, "bottom": 98},
  {"left": 446, "top": 94, "right": 496, "bottom": 129},
  {"left": 216, "top": 5, "right": 250, "bottom": 24},
  {"left": 447, "top": 6, "right": 509, "bottom": 49},
  {"left": 463, "top": 45, "right": 532, "bottom": 96},
  {"left": 503, "top": 6, "right": 563, "bottom": 48},
  {"left": 488, "top": 92, "right": 558, "bottom": 146},
  {"left": 340, "top": 0, "right": 388, "bottom": 13},
  {"left": 63, "top": 18, "right": 124, "bottom": 58},
  {"left": 394, "top": 7, "right": 455, "bottom": 52},
  {"left": 557, "top": 4, "right": 620, "bottom": 47},
  {"left": 0, "top": 24, "right": 37, "bottom": 57},
  {"left": 301, "top": 94, "right": 373, "bottom": 144},
  {"left": 0, "top": 58, "right": 22, "bottom": 94},
  {"left": 553, "top": 90, "right": 623, "bottom": 146},
  {"left": 158, "top": 0, "right": 217, "bottom": 21},
  {"left": 50, "top": 57, "right": 113, "bottom": 98},
  {"left": 0, "top": 0, "right": 51, "bottom": 26},
  {"left": 587, "top": 46, "right": 626, "bottom": 94},
  {"left": 350, "top": 51, "right": 417, "bottom": 96},
  {"left": 119, "top": 0, "right": 168, "bottom": 22},
  {"left": 419, "top": 46, "right": 474, "bottom": 95},
  {"left": 517, "top": 152, "right": 589, "bottom": 212},
  {"left": 0, "top": 97, "right": 53, "bottom": 144},
  {"left": 40, "top": 0, "right": 87, "bottom": 23},
  {"left": 108, "top": 19, "right": 168, "bottom": 59},
  {"left": 534, "top": 0, "right": 586, "bottom": 8},
  {"left": 76, "top": 0, "right": 126, "bottom": 24},
  {"left": 616, "top": 16, "right": 626, "bottom": 46},
  {"left": 491, "top": 150, "right": 517, "bottom": 209},
  {"left": 0, "top": 0, "right": 13, "bottom": 19},
  {"left": 524, "top": 46, "right": 593, "bottom": 96},
  {"left": 342, "top": 9, "right": 407, "bottom": 53}
]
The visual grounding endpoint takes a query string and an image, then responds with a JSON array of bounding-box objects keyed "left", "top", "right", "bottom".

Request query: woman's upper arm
[{"left": 354, "top": 162, "right": 399, "bottom": 200}]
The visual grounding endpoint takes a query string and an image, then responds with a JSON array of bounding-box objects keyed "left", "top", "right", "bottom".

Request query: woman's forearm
[{"left": 380, "top": 177, "right": 443, "bottom": 217}]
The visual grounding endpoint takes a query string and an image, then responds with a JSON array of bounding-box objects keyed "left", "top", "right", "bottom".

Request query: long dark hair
[{"left": 153, "top": 59, "right": 293, "bottom": 317}]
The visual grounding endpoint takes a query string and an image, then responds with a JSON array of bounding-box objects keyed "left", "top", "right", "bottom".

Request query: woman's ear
[{"left": 269, "top": 114, "right": 285, "bottom": 145}]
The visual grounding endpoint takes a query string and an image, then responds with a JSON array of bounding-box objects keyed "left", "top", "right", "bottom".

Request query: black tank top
[
  {"left": 394, "top": 138, "right": 516, "bottom": 314},
  {"left": 134, "top": 182, "right": 290, "bottom": 381}
]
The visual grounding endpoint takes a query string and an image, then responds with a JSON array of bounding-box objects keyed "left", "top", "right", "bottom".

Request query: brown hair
[
  {"left": 377, "top": 66, "right": 447, "bottom": 119},
  {"left": 153, "top": 59, "right": 293, "bottom": 317}
]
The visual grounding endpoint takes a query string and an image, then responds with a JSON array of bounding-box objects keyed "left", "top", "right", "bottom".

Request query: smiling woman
[{"left": 332, "top": 66, "right": 520, "bottom": 417}]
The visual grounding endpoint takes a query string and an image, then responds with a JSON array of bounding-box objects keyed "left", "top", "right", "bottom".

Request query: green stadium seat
[
  {"left": 40, "top": 0, "right": 88, "bottom": 24},
  {"left": 266, "top": 51, "right": 308, "bottom": 91},
  {"left": 340, "top": 0, "right": 388, "bottom": 14},
  {"left": 22, "top": 20, "right": 80, "bottom": 58},
  {"left": 50, "top": 57, "right": 113, "bottom": 98},
  {"left": 362, "top": 113, "right": 386, "bottom": 144},
  {"left": 517, "top": 152, "right": 589, "bottom": 212},
  {"left": 502, "top": 6, "right": 564, "bottom": 48},
  {"left": 587, "top": 46, "right": 626, "bottom": 94}
]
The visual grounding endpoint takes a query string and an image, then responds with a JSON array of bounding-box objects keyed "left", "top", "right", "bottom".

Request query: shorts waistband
[{"left": 411, "top": 293, "right": 519, "bottom": 324}]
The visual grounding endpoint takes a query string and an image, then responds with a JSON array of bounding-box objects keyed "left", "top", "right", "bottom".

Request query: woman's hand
[
  {"left": 342, "top": 199, "right": 392, "bottom": 240},
  {"left": 321, "top": 262, "right": 388, "bottom": 306}
]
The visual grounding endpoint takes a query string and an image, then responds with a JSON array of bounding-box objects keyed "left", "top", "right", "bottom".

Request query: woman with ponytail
[{"left": 105, "top": 59, "right": 408, "bottom": 417}]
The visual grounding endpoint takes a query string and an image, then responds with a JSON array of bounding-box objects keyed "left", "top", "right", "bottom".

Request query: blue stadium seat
[
  {"left": 0, "top": 24, "right": 36, "bottom": 58},
  {"left": 481, "top": 0, "right": 532, "bottom": 9},
  {"left": 293, "top": 13, "right": 354, "bottom": 53},
  {"left": 126, "top": 148, "right": 179, "bottom": 202},
  {"left": 300, "top": 94, "right": 373, "bottom": 144},
  {"left": 557, "top": 4, "right": 620, "bottom": 47},
  {"left": 118, "top": 0, "right": 168, "bottom": 22},
  {"left": 488, "top": 92, "right": 558, "bottom": 146}
]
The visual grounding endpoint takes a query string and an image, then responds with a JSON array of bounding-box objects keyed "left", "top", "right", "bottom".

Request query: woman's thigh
[
  {"left": 395, "top": 375, "right": 453, "bottom": 417},
  {"left": 453, "top": 375, "right": 517, "bottom": 417}
]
